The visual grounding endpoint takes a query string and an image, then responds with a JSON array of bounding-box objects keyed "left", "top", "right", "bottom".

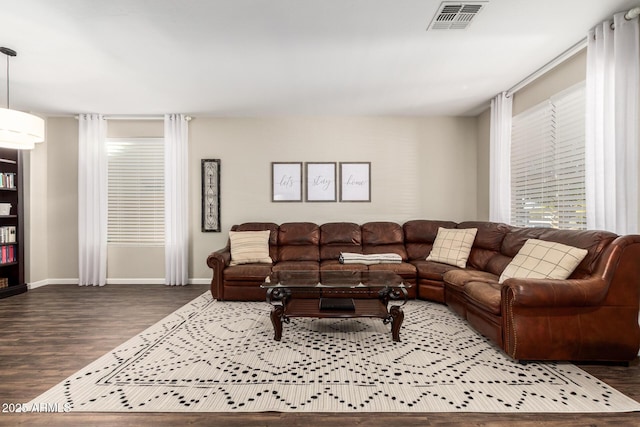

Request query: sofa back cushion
[
  {"left": 362, "top": 221, "right": 407, "bottom": 260},
  {"left": 232, "top": 222, "right": 279, "bottom": 262},
  {"left": 457, "top": 221, "right": 512, "bottom": 273},
  {"left": 501, "top": 227, "right": 618, "bottom": 277},
  {"left": 320, "top": 222, "right": 362, "bottom": 260},
  {"left": 278, "top": 222, "right": 320, "bottom": 262},
  {"left": 403, "top": 220, "right": 458, "bottom": 260}
]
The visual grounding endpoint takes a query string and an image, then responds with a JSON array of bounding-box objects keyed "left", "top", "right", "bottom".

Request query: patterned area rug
[{"left": 29, "top": 292, "right": 640, "bottom": 413}]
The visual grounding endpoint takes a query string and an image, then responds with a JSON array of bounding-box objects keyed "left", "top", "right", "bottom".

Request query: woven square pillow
[
  {"left": 426, "top": 227, "right": 478, "bottom": 268},
  {"left": 229, "top": 230, "right": 273, "bottom": 265},
  {"left": 499, "top": 239, "right": 588, "bottom": 284}
]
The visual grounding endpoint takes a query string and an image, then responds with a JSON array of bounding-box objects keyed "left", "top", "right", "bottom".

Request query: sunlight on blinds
[
  {"left": 511, "top": 82, "right": 586, "bottom": 229},
  {"left": 107, "top": 138, "right": 165, "bottom": 244}
]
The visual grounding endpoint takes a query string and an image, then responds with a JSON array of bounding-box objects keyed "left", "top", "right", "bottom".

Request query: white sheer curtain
[
  {"left": 489, "top": 92, "right": 512, "bottom": 224},
  {"left": 78, "top": 114, "right": 108, "bottom": 286},
  {"left": 586, "top": 12, "right": 640, "bottom": 234},
  {"left": 164, "top": 114, "right": 189, "bottom": 285}
]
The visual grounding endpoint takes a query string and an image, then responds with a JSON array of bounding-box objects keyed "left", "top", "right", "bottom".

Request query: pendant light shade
[
  {"left": 0, "top": 107, "right": 45, "bottom": 149},
  {"left": 0, "top": 47, "right": 45, "bottom": 150}
]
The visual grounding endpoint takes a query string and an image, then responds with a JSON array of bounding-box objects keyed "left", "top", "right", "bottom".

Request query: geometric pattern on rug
[{"left": 28, "top": 292, "right": 640, "bottom": 413}]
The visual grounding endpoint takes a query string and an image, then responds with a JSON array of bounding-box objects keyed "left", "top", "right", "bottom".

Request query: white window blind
[
  {"left": 107, "top": 138, "right": 165, "bottom": 245},
  {"left": 511, "top": 82, "right": 586, "bottom": 229}
]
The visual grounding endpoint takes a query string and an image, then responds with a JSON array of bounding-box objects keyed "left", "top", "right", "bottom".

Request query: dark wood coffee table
[{"left": 260, "top": 270, "right": 410, "bottom": 342}]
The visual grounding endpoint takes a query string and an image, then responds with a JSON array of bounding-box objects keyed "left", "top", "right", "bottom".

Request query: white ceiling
[{"left": 1, "top": 0, "right": 638, "bottom": 117}]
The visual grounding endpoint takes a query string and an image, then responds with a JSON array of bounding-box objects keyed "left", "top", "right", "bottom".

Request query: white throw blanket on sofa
[{"left": 339, "top": 252, "right": 402, "bottom": 265}]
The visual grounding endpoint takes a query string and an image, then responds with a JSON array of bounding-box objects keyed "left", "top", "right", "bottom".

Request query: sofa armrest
[
  {"left": 502, "top": 234, "right": 640, "bottom": 309},
  {"left": 207, "top": 248, "right": 231, "bottom": 269},
  {"left": 207, "top": 247, "right": 231, "bottom": 299},
  {"left": 501, "top": 277, "right": 608, "bottom": 308}
]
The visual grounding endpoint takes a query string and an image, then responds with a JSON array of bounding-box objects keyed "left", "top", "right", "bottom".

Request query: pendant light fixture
[{"left": 0, "top": 47, "right": 45, "bottom": 150}]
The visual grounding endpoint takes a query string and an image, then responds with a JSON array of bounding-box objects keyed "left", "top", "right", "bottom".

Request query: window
[
  {"left": 510, "top": 82, "right": 586, "bottom": 229},
  {"left": 107, "top": 138, "right": 164, "bottom": 244}
]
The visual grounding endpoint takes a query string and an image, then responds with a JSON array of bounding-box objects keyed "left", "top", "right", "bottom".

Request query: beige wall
[
  {"left": 23, "top": 131, "right": 48, "bottom": 284},
  {"left": 44, "top": 118, "right": 79, "bottom": 281},
  {"left": 26, "top": 116, "right": 479, "bottom": 283},
  {"left": 476, "top": 108, "right": 490, "bottom": 221},
  {"left": 190, "top": 117, "right": 478, "bottom": 279}
]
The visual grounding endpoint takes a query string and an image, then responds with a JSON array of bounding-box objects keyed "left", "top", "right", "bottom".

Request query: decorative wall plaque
[
  {"left": 202, "top": 159, "right": 221, "bottom": 232},
  {"left": 306, "top": 162, "right": 337, "bottom": 202},
  {"left": 339, "top": 162, "right": 371, "bottom": 202},
  {"left": 272, "top": 162, "right": 303, "bottom": 202}
]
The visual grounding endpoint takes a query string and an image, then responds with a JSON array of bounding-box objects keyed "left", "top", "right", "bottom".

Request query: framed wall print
[
  {"left": 201, "top": 159, "right": 221, "bottom": 232},
  {"left": 272, "top": 162, "right": 303, "bottom": 202},
  {"left": 306, "top": 162, "right": 337, "bottom": 202},
  {"left": 340, "top": 162, "right": 371, "bottom": 202}
]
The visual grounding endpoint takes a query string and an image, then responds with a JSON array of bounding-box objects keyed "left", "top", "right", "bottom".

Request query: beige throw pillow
[
  {"left": 229, "top": 230, "right": 273, "bottom": 266},
  {"left": 426, "top": 227, "right": 478, "bottom": 268},
  {"left": 499, "top": 239, "right": 588, "bottom": 284}
]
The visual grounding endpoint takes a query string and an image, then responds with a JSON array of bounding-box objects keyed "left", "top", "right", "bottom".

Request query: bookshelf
[{"left": 0, "top": 148, "right": 25, "bottom": 298}]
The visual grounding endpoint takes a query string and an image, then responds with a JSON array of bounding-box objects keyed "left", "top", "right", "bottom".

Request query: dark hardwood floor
[{"left": 0, "top": 284, "right": 639, "bottom": 426}]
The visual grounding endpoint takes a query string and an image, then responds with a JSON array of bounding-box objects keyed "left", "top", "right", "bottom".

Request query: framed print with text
[
  {"left": 272, "top": 162, "right": 303, "bottom": 202},
  {"left": 201, "top": 159, "right": 221, "bottom": 232},
  {"left": 306, "top": 162, "right": 336, "bottom": 202},
  {"left": 339, "top": 162, "right": 371, "bottom": 202}
]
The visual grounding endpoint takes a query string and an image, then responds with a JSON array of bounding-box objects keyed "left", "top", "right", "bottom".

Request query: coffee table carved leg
[
  {"left": 389, "top": 305, "right": 404, "bottom": 342},
  {"left": 270, "top": 305, "right": 284, "bottom": 341}
]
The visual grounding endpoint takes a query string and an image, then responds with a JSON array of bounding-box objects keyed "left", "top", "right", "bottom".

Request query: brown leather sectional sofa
[{"left": 207, "top": 220, "right": 640, "bottom": 363}]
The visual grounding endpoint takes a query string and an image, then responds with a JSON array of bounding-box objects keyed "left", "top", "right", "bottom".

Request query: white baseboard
[
  {"left": 28, "top": 279, "right": 79, "bottom": 289},
  {"left": 48, "top": 278, "right": 80, "bottom": 285},
  {"left": 27, "top": 279, "right": 52, "bottom": 290},
  {"left": 27, "top": 278, "right": 210, "bottom": 288},
  {"left": 106, "top": 278, "right": 166, "bottom": 285}
]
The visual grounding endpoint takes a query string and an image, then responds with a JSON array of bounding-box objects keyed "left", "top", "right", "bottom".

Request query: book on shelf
[
  {"left": 0, "top": 226, "right": 16, "bottom": 243},
  {"left": 0, "top": 173, "right": 16, "bottom": 189},
  {"left": 0, "top": 245, "right": 15, "bottom": 264}
]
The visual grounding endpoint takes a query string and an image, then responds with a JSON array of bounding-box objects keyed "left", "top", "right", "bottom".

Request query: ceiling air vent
[{"left": 428, "top": 2, "right": 487, "bottom": 30}]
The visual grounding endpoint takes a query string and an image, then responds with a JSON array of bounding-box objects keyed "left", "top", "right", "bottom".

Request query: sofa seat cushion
[
  {"left": 368, "top": 262, "right": 417, "bottom": 278},
  {"left": 224, "top": 264, "right": 273, "bottom": 282},
  {"left": 272, "top": 261, "right": 319, "bottom": 272},
  {"left": 320, "top": 260, "right": 367, "bottom": 271},
  {"left": 464, "top": 281, "right": 502, "bottom": 315},
  {"left": 443, "top": 269, "right": 500, "bottom": 292},
  {"left": 411, "top": 260, "right": 459, "bottom": 281}
]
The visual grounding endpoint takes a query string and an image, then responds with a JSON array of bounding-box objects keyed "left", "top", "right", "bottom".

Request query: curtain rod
[
  {"left": 105, "top": 115, "right": 163, "bottom": 121},
  {"left": 626, "top": 7, "right": 640, "bottom": 20},
  {"left": 75, "top": 115, "right": 192, "bottom": 121},
  {"left": 506, "top": 37, "right": 587, "bottom": 97},
  {"left": 506, "top": 5, "right": 640, "bottom": 97}
]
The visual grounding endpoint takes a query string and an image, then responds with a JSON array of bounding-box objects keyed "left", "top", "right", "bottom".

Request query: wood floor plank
[{"left": 1, "top": 284, "right": 638, "bottom": 426}]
